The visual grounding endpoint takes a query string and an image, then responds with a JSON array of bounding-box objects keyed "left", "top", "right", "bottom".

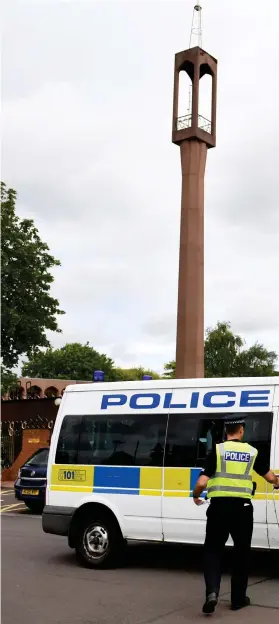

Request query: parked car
[{"left": 14, "top": 448, "right": 49, "bottom": 513}]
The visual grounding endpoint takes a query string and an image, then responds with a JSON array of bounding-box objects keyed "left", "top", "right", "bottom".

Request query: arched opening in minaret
[
  {"left": 177, "top": 70, "right": 193, "bottom": 131},
  {"left": 198, "top": 67, "right": 212, "bottom": 133}
]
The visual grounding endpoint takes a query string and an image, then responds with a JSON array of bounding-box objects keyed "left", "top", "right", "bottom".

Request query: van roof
[{"left": 64, "top": 377, "right": 279, "bottom": 393}]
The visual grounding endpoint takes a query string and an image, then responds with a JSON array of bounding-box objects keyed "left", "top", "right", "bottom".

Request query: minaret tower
[{"left": 172, "top": 3, "right": 217, "bottom": 378}]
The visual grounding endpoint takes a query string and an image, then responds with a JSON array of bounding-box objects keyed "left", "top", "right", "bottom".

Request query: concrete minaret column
[
  {"left": 172, "top": 46, "right": 217, "bottom": 378},
  {"left": 176, "top": 139, "right": 207, "bottom": 378}
]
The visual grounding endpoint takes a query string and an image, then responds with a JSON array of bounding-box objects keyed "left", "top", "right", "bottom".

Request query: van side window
[
  {"left": 55, "top": 415, "right": 82, "bottom": 464},
  {"left": 55, "top": 411, "right": 273, "bottom": 468},
  {"left": 243, "top": 413, "right": 272, "bottom": 466},
  {"left": 77, "top": 414, "right": 167, "bottom": 466},
  {"left": 55, "top": 414, "right": 167, "bottom": 466},
  {"left": 196, "top": 419, "right": 224, "bottom": 467},
  {"left": 165, "top": 415, "right": 224, "bottom": 468},
  {"left": 164, "top": 416, "right": 199, "bottom": 467}
]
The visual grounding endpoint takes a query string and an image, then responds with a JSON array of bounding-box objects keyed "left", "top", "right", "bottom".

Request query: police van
[{"left": 43, "top": 377, "right": 279, "bottom": 567}]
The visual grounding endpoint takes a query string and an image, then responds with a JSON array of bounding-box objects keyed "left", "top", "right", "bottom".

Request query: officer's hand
[{"left": 193, "top": 497, "right": 204, "bottom": 506}]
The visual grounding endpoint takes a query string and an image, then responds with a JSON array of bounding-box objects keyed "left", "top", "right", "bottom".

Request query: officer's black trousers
[{"left": 204, "top": 499, "right": 253, "bottom": 604}]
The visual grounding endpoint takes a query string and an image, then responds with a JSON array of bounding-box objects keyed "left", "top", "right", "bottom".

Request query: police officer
[{"left": 192, "top": 418, "right": 279, "bottom": 615}]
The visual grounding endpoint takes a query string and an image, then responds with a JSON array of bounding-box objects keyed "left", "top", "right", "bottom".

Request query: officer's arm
[
  {"left": 254, "top": 454, "right": 279, "bottom": 488},
  {"left": 263, "top": 470, "right": 279, "bottom": 488},
  {"left": 193, "top": 475, "right": 210, "bottom": 504},
  {"left": 192, "top": 448, "right": 216, "bottom": 504}
]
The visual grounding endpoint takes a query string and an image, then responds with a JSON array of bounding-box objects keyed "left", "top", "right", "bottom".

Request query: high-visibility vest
[{"left": 207, "top": 441, "right": 258, "bottom": 499}]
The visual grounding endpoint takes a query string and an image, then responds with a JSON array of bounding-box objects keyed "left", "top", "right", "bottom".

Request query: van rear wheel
[{"left": 75, "top": 515, "right": 123, "bottom": 569}]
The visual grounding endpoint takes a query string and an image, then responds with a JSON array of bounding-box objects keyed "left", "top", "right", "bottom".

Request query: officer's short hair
[{"left": 225, "top": 418, "right": 246, "bottom": 435}]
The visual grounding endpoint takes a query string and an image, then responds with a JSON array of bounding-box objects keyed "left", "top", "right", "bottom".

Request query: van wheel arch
[{"left": 68, "top": 502, "right": 123, "bottom": 549}]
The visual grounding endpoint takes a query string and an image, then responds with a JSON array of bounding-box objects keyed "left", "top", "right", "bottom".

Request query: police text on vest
[{"left": 224, "top": 451, "right": 251, "bottom": 462}]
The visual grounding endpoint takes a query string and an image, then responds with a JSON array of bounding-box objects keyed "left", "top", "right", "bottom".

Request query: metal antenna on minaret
[
  {"left": 186, "top": 3, "right": 203, "bottom": 118},
  {"left": 189, "top": 3, "right": 203, "bottom": 48}
]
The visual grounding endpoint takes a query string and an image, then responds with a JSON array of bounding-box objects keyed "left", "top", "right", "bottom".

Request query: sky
[{"left": 2, "top": 0, "right": 279, "bottom": 374}]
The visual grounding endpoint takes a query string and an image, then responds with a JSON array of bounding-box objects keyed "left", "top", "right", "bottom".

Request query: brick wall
[{"left": 2, "top": 429, "right": 50, "bottom": 481}]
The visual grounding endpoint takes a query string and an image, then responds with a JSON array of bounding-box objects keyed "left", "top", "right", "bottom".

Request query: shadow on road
[
  {"left": 125, "top": 543, "right": 279, "bottom": 577},
  {"left": 50, "top": 541, "right": 279, "bottom": 577}
]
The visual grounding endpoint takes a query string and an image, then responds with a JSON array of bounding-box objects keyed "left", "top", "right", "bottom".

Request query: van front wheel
[{"left": 75, "top": 516, "right": 123, "bottom": 569}]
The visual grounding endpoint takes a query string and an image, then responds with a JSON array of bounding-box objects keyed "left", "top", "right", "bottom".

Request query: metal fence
[{"left": 1, "top": 435, "right": 15, "bottom": 465}]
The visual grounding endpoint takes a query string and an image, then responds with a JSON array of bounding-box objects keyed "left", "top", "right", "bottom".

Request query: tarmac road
[
  {"left": 1, "top": 488, "right": 27, "bottom": 514},
  {"left": 1, "top": 513, "right": 279, "bottom": 624}
]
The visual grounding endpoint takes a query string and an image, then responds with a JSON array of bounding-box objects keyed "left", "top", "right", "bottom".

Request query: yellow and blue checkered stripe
[
  {"left": 51, "top": 465, "right": 201, "bottom": 496},
  {"left": 50, "top": 465, "right": 279, "bottom": 499}
]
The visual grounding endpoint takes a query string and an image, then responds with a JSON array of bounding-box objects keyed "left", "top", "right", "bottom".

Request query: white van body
[{"left": 43, "top": 378, "right": 279, "bottom": 565}]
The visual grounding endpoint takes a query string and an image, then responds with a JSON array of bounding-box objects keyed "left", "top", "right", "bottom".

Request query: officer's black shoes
[
  {"left": 202, "top": 592, "right": 218, "bottom": 614},
  {"left": 231, "top": 596, "right": 251, "bottom": 611},
  {"left": 203, "top": 594, "right": 250, "bottom": 615}
]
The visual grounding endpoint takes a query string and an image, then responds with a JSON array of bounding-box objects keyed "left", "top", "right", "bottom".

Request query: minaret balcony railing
[{"left": 176, "top": 114, "right": 211, "bottom": 134}]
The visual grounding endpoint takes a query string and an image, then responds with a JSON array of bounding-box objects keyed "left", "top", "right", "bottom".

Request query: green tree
[
  {"left": 204, "top": 321, "right": 243, "bottom": 377},
  {"left": 1, "top": 182, "right": 64, "bottom": 368},
  {"left": 22, "top": 342, "right": 116, "bottom": 381},
  {"left": 1, "top": 366, "right": 18, "bottom": 396},
  {"left": 163, "top": 322, "right": 278, "bottom": 378},
  {"left": 205, "top": 322, "right": 277, "bottom": 377},
  {"left": 233, "top": 343, "right": 278, "bottom": 378},
  {"left": 114, "top": 367, "right": 161, "bottom": 381},
  {"left": 163, "top": 360, "right": 176, "bottom": 379}
]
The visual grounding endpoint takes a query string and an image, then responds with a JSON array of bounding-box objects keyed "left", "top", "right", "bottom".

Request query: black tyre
[
  {"left": 25, "top": 501, "right": 44, "bottom": 514},
  {"left": 75, "top": 515, "right": 123, "bottom": 569}
]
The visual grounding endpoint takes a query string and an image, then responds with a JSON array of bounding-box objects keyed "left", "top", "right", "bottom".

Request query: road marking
[
  {"left": 2, "top": 512, "right": 41, "bottom": 518},
  {"left": 0, "top": 503, "right": 25, "bottom": 513},
  {"left": 1, "top": 503, "right": 25, "bottom": 513},
  {"left": 0, "top": 490, "right": 14, "bottom": 495}
]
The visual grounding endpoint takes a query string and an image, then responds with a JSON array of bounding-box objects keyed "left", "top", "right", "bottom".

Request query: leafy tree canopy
[
  {"left": 164, "top": 322, "right": 278, "bottom": 378},
  {"left": 114, "top": 367, "right": 161, "bottom": 381},
  {"left": 1, "top": 182, "right": 64, "bottom": 368},
  {"left": 22, "top": 343, "right": 116, "bottom": 381},
  {"left": 22, "top": 345, "right": 161, "bottom": 383},
  {"left": 163, "top": 360, "right": 176, "bottom": 379},
  {"left": 1, "top": 366, "right": 18, "bottom": 395}
]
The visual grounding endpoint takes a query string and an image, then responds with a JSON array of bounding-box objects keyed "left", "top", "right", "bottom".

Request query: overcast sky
[{"left": 2, "top": 0, "right": 279, "bottom": 373}]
